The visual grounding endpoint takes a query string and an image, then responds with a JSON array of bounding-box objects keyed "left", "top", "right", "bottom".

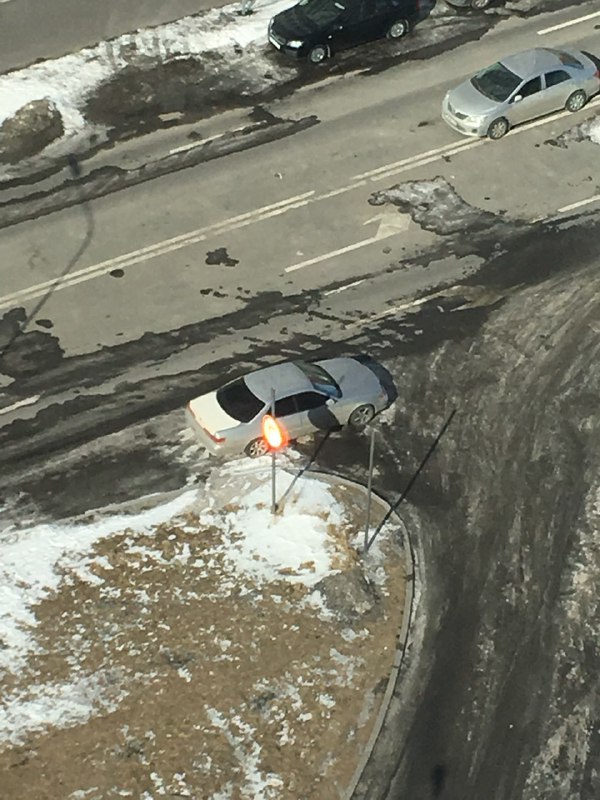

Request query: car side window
[
  {"left": 274, "top": 396, "right": 297, "bottom": 417},
  {"left": 294, "top": 392, "right": 328, "bottom": 412},
  {"left": 518, "top": 76, "right": 542, "bottom": 99},
  {"left": 544, "top": 69, "right": 570, "bottom": 88}
]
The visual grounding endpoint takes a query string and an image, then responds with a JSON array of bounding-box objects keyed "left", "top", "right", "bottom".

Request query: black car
[{"left": 268, "top": 0, "right": 423, "bottom": 64}]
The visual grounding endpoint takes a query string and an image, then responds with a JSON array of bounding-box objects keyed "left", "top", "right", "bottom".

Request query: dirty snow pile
[
  {"left": 0, "top": 0, "right": 289, "bottom": 156},
  {"left": 590, "top": 116, "right": 600, "bottom": 145}
]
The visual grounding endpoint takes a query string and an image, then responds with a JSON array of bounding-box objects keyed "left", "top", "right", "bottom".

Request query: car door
[
  {"left": 291, "top": 391, "right": 339, "bottom": 436},
  {"left": 333, "top": 0, "right": 375, "bottom": 49},
  {"left": 507, "top": 75, "right": 550, "bottom": 125},
  {"left": 273, "top": 394, "right": 304, "bottom": 438},
  {"left": 542, "top": 68, "right": 575, "bottom": 110}
]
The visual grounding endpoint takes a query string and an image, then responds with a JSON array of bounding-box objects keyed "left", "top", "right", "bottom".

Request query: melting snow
[
  {"left": 0, "top": 0, "right": 289, "bottom": 133},
  {"left": 0, "top": 491, "right": 195, "bottom": 676},
  {"left": 0, "top": 670, "right": 126, "bottom": 747}
]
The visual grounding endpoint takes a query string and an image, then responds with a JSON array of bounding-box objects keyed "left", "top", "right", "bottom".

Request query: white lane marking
[
  {"left": 285, "top": 236, "right": 380, "bottom": 273},
  {"left": 3, "top": 95, "right": 600, "bottom": 309},
  {"left": 286, "top": 210, "right": 409, "bottom": 273},
  {"left": 353, "top": 139, "right": 473, "bottom": 180},
  {"left": 319, "top": 179, "right": 367, "bottom": 199},
  {"left": 558, "top": 193, "right": 600, "bottom": 213},
  {"left": 344, "top": 292, "right": 445, "bottom": 329},
  {"left": 0, "top": 395, "right": 40, "bottom": 416},
  {"left": 0, "top": 191, "right": 316, "bottom": 310},
  {"left": 371, "top": 140, "right": 485, "bottom": 181},
  {"left": 358, "top": 97, "right": 600, "bottom": 183},
  {"left": 537, "top": 9, "right": 600, "bottom": 35},
  {"left": 324, "top": 279, "right": 366, "bottom": 295},
  {"left": 169, "top": 141, "right": 204, "bottom": 155},
  {"left": 169, "top": 124, "right": 249, "bottom": 155}
]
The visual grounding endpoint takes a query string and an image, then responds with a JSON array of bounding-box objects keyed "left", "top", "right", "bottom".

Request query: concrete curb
[
  {"left": 298, "top": 468, "right": 416, "bottom": 800},
  {"left": 0, "top": 114, "right": 319, "bottom": 230}
]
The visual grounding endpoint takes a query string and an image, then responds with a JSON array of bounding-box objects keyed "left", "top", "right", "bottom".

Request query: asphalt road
[
  {"left": 0, "top": 0, "right": 232, "bottom": 73},
  {"left": 1, "top": 2, "right": 599, "bottom": 798}
]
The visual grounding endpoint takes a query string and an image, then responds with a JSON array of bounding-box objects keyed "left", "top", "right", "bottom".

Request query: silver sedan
[
  {"left": 186, "top": 356, "right": 396, "bottom": 458},
  {"left": 442, "top": 47, "right": 600, "bottom": 140}
]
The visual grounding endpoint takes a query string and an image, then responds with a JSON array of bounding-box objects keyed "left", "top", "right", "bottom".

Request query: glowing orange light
[{"left": 261, "top": 414, "right": 288, "bottom": 450}]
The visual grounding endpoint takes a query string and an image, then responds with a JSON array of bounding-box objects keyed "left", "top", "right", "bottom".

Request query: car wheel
[
  {"left": 471, "top": 0, "right": 492, "bottom": 9},
  {"left": 307, "top": 44, "right": 328, "bottom": 64},
  {"left": 565, "top": 89, "right": 587, "bottom": 112},
  {"left": 487, "top": 117, "right": 509, "bottom": 140},
  {"left": 244, "top": 438, "right": 269, "bottom": 458},
  {"left": 348, "top": 404, "right": 375, "bottom": 430},
  {"left": 387, "top": 19, "right": 409, "bottom": 39}
]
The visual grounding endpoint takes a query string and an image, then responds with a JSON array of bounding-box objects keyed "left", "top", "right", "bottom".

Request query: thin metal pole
[
  {"left": 271, "top": 387, "right": 277, "bottom": 515},
  {"left": 364, "top": 426, "right": 375, "bottom": 552}
]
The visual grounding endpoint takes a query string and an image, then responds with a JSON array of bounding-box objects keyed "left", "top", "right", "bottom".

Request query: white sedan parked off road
[{"left": 186, "top": 356, "right": 396, "bottom": 458}]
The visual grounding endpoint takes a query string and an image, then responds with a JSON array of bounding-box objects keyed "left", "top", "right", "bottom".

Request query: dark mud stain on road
[
  {"left": 109, "top": 268, "right": 125, "bottom": 278},
  {"left": 14, "top": 446, "right": 189, "bottom": 519},
  {"left": 0, "top": 307, "right": 64, "bottom": 379},
  {"left": 205, "top": 247, "right": 239, "bottom": 267},
  {"left": 35, "top": 319, "right": 54, "bottom": 329}
]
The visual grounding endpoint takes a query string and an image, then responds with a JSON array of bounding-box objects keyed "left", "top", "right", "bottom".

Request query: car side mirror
[{"left": 512, "top": 94, "right": 522, "bottom": 103}]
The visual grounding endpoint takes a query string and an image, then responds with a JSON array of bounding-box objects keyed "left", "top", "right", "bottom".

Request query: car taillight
[{"left": 202, "top": 426, "right": 226, "bottom": 444}]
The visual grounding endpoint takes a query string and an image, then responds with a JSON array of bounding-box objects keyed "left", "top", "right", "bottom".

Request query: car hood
[
  {"left": 317, "top": 357, "right": 382, "bottom": 399},
  {"left": 271, "top": 6, "right": 321, "bottom": 38},
  {"left": 188, "top": 391, "right": 237, "bottom": 435},
  {"left": 446, "top": 79, "right": 500, "bottom": 117}
]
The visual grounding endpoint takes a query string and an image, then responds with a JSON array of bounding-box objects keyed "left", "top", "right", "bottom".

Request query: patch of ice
[{"left": 589, "top": 117, "right": 600, "bottom": 145}]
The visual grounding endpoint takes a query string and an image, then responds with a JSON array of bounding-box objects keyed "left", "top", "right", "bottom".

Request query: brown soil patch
[{"left": 0, "top": 477, "right": 406, "bottom": 799}]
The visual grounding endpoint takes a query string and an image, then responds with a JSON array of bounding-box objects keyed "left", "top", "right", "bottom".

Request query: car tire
[
  {"left": 471, "top": 0, "right": 492, "bottom": 9},
  {"left": 244, "top": 438, "right": 269, "bottom": 458},
  {"left": 565, "top": 89, "right": 587, "bottom": 113},
  {"left": 487, "top": 117, "right": 509, "bottom": 140},
  {"left": 387, "top": 19, "right": 409, "bottom": 39},
  {"left": 348, "top": 404, "right": 375, "bottom": 430},
  {"left": 307, "top": 44, "right": 328, "bottom": 64}
]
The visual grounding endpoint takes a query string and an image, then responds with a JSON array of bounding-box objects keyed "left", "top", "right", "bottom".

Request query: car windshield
[
  {"left": 297, "top": 0, "right": 346, "bottom": 27},
  {"left": 471, "top": 62, "right": 521, "bottom": 102},
  {"left": 217, "top": 378, "right": 264, "bottom": 422},
  {"left": 295, "top": 361, "right": 342, "bottom": 398}
]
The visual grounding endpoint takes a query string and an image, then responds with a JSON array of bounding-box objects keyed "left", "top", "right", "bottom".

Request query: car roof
[
  {"left": 500, "top": 48, "right": 576, "bottom": 79},
  {"left": 244, "top": 361, "right": 313, "bottom": 403}
]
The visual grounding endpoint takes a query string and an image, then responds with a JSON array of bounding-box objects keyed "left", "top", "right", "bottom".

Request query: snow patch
[
  {"left": 0, "top": 670, "right": 126, "bottom": 747},
  {"left": 0, "top": 491, "right": 195, "bottom": 677}
]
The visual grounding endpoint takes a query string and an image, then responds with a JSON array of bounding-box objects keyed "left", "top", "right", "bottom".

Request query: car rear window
[
  {"left": 471, "top": 62, "right": 521, "bottom": 102},
  {"left": 545, "top": 48, "right": 583, "bottom": 70},
  {"left": 217, "top": 378, "right": 264, "bottom": 422}
]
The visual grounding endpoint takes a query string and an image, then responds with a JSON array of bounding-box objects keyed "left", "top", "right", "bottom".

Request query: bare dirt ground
[{"left": 0, "top": 469, "right": 407, "bottom": 800}]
